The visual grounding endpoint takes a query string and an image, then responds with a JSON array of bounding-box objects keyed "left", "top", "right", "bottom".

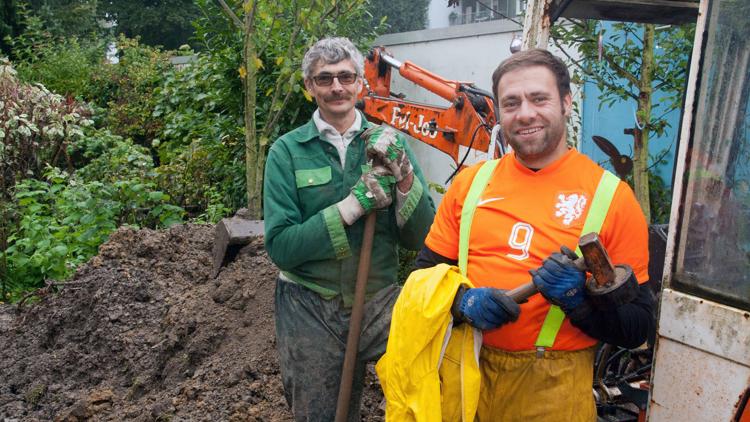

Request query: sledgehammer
[{"left": 505, "top": 233, "right": 639, "bottom": 307}]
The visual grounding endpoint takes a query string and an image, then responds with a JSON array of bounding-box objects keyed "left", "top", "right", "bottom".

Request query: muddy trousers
[
  {"left": 274, "top": 278, "right": 400, "bottom": 422},
  {"left": 477, "top": 346, "right": 597, "bottom": 422}
]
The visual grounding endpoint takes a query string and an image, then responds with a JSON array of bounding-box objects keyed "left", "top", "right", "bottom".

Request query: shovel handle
[{"left": 335, "top": 211, "right": 377, "bottom": 422}]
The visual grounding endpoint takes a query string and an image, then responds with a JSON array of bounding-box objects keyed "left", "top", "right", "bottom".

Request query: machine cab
[{"left": 649, "top": 0, "right": 750, "bottom": 419}]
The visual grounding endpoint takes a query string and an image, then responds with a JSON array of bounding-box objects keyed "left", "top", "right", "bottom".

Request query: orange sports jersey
[{"left": 425, "top": 148, "right": 649, "bottom": 351}]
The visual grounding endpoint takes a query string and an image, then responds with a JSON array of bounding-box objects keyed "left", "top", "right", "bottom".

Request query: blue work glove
[
  {"left": 531, "top": 252, "right": 587, "bottom": 313},
  {"left": 454, "top": 287, "right": 521, "bottom": 330}
]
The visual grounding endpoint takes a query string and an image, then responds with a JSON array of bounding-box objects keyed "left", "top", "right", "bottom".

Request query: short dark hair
[{"left": 491, "top": 49, "right": 571, "bottom": 102}]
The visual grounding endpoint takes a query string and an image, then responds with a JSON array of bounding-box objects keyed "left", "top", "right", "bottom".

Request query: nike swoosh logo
[{"left": 477, "top": 197, "right": 505, "bottom": 206}]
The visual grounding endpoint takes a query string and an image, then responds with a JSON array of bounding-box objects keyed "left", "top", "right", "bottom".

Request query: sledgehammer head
[{"left": 576, "top": 232, "right": 639, "bottom": 309}]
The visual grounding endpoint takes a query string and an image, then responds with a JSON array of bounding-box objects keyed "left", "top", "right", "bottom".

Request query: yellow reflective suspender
[
  {"left": 458, "top": 162, "right": 621, "bottom": 349},
  {"left": 459, "top": 160, "right": 500, "bottom": 275}
]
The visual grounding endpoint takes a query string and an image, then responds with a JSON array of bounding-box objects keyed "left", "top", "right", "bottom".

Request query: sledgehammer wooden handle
[
  {"left": 504, "top": 233, "right": 616, "bottom": 303},
  {"left": 506, "top": 282, "right": 539, "bottom": 303}
]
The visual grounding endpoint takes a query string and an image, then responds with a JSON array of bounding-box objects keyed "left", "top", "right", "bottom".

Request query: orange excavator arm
[{"left": 357, "top": 47, "right": 504, "bottom": 168}]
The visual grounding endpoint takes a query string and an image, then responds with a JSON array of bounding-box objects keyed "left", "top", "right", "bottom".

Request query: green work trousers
[{"left": 274, "top": 277, "right": 399, "bottom": 422}]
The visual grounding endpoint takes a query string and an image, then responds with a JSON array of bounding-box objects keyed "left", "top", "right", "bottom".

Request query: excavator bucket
[{"left": 211, "top": 209, "right": 264, "bottom": 278}]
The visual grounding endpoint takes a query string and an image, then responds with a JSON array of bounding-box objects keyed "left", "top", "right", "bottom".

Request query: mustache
[{"left": 323, "top": 93, "right": 352, "bottom": 102}]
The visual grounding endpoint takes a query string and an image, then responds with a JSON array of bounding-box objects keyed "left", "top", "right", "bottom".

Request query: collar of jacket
[{"left": 293, "top": 110, "right": 374, "bottom": 143}]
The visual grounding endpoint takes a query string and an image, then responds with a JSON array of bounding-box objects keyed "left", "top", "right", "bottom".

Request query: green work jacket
[{"left": 263, "top": 113, "right": 436, "bottom": 306}]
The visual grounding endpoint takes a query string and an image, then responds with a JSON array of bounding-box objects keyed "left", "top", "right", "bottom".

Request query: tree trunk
[
  {"left": 243, "top": 4, "right": 262, "bottom": 219},
  {"left": 633, "top": 24, "right": 654, "bottom": 223}
]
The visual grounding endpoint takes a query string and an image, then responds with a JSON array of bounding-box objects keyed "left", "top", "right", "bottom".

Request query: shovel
[
  {"left": 211, "top": 208, "right": 264, "bottom": 278},
  {"left": 334, "top": 211, "right": 377, "bottom": 422}
]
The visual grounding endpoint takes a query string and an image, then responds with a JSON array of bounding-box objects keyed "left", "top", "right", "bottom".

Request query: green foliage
[
  {"left": 552, "top": 21, "right": 694, "bottom": 128},
  {"left": 86, "top": 35, "right": 172, "bottom": 147},
  {"left": 71, "top": 128, "right": 155, "bottom": 182},
  {"left": 2, "top": 166, "right": 184, "bottom": 301},
  {"left": 5, "top": 169, "right": 120, "bottom": 292},
  {"left": 10, "top": 23, "right": 104, "bottom": 98},
  {"left": 152, "top": 48, "right": 246, "bottom": 213},
  {"left": 24, "top": 0, "right": 102, "bottom": 40},
  {"left": 100, "top": 0, "right": 201, "bottom": 50},
  {"left": 368, "top": 0, "right": 429, "bottom": 33},
  {"left": 194, "top": 187, "right": 234, "bottom": 224},
  {"left": 0, "top": 58, "right": 93, "bottom": 195},
  {"left": 621, "top": 150, "right": 673, "bottom": 225},
  {"left": 0, "top": 0, "right": 23, "bottom": 57},
  {"left": 551, "top": 20, "right": 693, "bottom": 222},
  {"left": 649, "top": 171, "right": 671, "bottom": 225}
]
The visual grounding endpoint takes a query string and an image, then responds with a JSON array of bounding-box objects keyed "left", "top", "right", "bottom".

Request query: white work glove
[
  {"left": 337, "top": 166, "right": 395, "bottom": 225},
  {"left": 363, "top": 125, "right": 413, "bottom": 182}
]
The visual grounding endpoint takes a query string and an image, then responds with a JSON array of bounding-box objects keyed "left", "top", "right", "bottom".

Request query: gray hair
[{"left": 302, "top": 37, "right": 365, "bottom": 79}]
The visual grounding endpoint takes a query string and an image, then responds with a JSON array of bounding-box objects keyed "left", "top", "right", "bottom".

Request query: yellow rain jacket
[{"left": 376, "top": 264, "right": 482, "bottom": 421}]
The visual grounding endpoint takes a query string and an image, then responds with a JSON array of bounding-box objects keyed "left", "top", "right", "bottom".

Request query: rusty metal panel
[
  {"left": 550, "top": 0, "right": 699, "bottom": 25},
  {"left": 650, "top": 336, "right": 750, "bottom": 421},
  {"left": 657, "top": 289, "right": 750, "bottom": 367}
]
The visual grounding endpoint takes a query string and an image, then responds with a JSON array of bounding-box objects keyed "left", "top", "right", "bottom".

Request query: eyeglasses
[{"left": 311, "top": 71, "right": 358, "bottom": 87}]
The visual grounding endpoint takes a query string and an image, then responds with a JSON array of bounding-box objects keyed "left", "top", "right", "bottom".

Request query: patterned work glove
[
  {"left": 362, "top": 125, "right": 413, "bottom": 182},
  {"left": 336, "top": 166, "right": 395, "bottom": 225},
  {"left": 530, "top": 252, "right": 587, "bottom": 313},
  {"left": 453, "top": 286, "right": 521, "bottom": 330}
]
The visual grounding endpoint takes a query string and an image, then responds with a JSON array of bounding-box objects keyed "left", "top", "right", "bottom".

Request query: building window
[{"left": 451, "top": 0, "right": 522, "bottom": 26}]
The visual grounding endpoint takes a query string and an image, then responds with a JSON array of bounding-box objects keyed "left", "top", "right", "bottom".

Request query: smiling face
[
  {"left": 497, "top": 65, "right": 572, "bottom": 169},
  {"left": 303, "top": 59, "right": 362, "bottom": 125}
]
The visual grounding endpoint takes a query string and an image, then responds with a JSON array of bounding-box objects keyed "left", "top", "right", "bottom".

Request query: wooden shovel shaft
[{"left": 335, "top": 211, "right": 377, "bottom": 422}]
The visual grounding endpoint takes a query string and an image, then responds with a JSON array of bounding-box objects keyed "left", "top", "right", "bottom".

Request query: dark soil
[{"left": 0, "top": 224, "right": 385, "bottom": 421}]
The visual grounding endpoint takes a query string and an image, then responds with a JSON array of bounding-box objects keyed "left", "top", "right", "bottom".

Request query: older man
[{"left": 263, "top": 37, "right": 435, "bottom": 421}]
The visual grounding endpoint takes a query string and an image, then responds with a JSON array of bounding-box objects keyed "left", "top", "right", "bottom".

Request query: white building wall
[{"left": 427, "top": 1, "right": 456, "bottom": 29}]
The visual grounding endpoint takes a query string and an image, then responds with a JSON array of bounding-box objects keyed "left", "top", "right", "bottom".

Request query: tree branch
[
  {"left": 647, "top": 139, "right": 674, "bottom": 171},
  {"left": 261, "top": 0, "right": 308, "bottom": 138},
  {"left": 214, "top": 0, "right": 244, "bottom": 31},
  {"left": 555, "top": 20, "right": 641, "bottom": 87},
  {"left": 256, "top": 10, "right": 282, "bottom": 58},
  {"left": 551, "top": 36, "right": 639, "bottom": 101}
]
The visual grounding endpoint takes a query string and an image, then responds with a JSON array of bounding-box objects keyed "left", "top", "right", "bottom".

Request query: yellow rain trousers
[
  {"left": 376, "top": 264, "right": 482, "bottom": 422},
  {"left": 477, "top": 346, "right": 597, "bottom": 421}
]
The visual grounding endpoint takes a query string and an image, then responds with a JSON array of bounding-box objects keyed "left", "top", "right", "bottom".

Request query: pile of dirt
[{"left": 0, "top": 224, "right": 384, "bottom": 421}]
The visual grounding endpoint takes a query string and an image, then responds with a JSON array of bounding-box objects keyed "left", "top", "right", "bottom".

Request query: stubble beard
[{"left": 505, "top": 107, "right": 568, "bottom": 165}]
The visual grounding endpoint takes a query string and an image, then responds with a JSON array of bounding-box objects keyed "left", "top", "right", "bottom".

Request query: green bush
[
  {"left": 8, "top": 13, "right": 104, "bottom": 98},
  {"left": 0, "top": 57, "right": 93, "bottom": 196},
  {"left": 87, "top": 36, "right": 172, "bottom": 147},
  {"left": 71, "top": 128, "right": 156, "bottom": 183},
  {"left": 152, "top": 48, "right": 246, "bottom": 214},
  {"left": 2, "top": 167, "right": 184, "bottom": 301}
]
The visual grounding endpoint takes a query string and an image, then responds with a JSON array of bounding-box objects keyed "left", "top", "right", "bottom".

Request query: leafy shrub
[
  {"left": 152, "top": 48, "right": 246, "bottom": 214},
  {"left": 87, "top": 35, "right": 172, "bottom": 147},
  {"left": 10, "top": 15, "right": 171, "bottom": 149},
  {"left": 0, "top": 58, "right": 93, "bottom": 196},
  {"left": 2, "top": 167, "right": 184, "bottom": 301},
  {"left": 71, "top": 128, "right": 155, "bottom": 183},
  {"left": 8, "top": 12, "right": 104, "bottom": 97}
]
